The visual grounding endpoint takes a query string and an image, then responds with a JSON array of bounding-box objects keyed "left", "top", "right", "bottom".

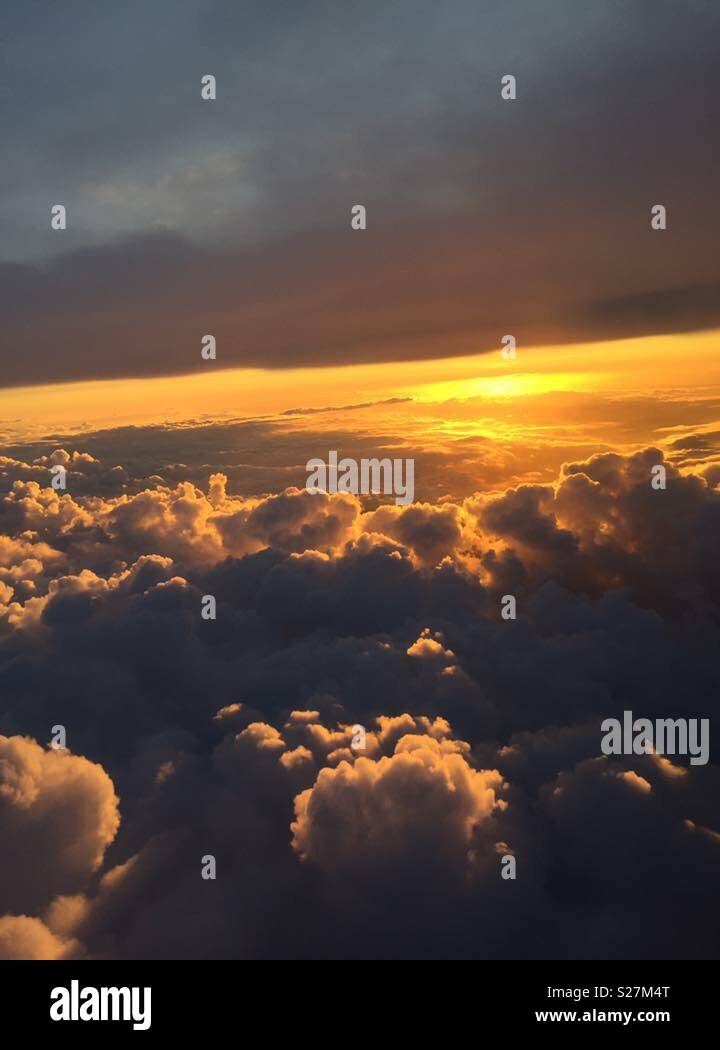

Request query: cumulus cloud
[
  {"left": 0, "top": 914, "right": 79, "bottom": 961},
  {"left": 0, "top": 736, "right": 120, "bottom": 914},
  {"left": 363, "top": 501, "right": 467, "bottom": 565},
  {"left": 475, "top": 447, "right": 720, "bottom": 618},
  {"left": 0, "top": 443, "right": 718, "bottom": 958},
  {"left": 291, "top": 734, "right": 505, "bottom": 879}
]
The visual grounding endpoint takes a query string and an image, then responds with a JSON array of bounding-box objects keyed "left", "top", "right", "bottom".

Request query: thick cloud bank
[{"left": 0, "top": 443, "right": 718, "bottom": 958}]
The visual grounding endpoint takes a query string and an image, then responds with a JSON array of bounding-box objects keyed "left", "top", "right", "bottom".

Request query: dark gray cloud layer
[
  {"left": 0, "top": 439, "right": 719, "bottom": 958},
  {"left": 2, "top": 0, "right": 720, "bottom": 385}
]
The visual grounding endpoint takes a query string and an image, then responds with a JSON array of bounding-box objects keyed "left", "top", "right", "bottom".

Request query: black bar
[{"left": 3, "top": 959, "right": 715, "bottom": 1036}]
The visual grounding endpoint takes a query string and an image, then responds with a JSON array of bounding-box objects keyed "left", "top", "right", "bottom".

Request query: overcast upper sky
[{"left": 2, "top": 0, "right": 719, "bottom": 387}]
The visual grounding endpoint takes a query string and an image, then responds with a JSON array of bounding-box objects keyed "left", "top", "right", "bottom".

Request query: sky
[
  {"left": 1, "top": 0, "right": 720, "bottom": 388},
  {"left": 1, "top": 1, "right": 719, "bottom": 962}
]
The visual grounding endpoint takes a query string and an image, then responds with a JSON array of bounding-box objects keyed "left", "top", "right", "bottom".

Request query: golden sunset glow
[{"left": 3, "top": 328, "right": 719, "bottom": 444}]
